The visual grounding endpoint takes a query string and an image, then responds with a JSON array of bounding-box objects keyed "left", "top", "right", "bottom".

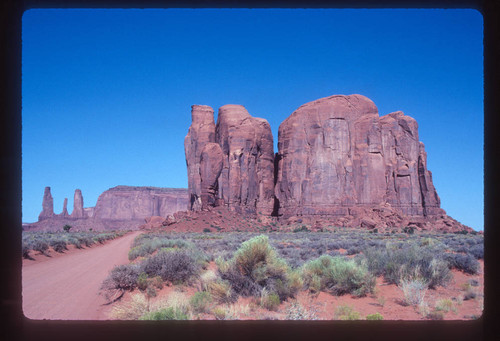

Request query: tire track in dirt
[{"left": 22, "top": 231, "right": 142, "bottom": 320}]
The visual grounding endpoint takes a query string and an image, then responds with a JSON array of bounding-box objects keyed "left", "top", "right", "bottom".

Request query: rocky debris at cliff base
[{"left": 137, "top": 205, "right": 473, "bottom": 234}]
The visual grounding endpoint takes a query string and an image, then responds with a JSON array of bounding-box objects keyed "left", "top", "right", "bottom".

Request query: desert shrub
[
  {"left": 259, "top": 289, "right": 281, "bottom": 311},
  {"left": 301, "top": 255, "right": 375, "bottom": 297},
  {"left": 100, "top": 264, "right": 140, "bottom": 301},
  {"left": 63, "top": 224, "right": 72, "bottom": 232},
  {"left": 463, "top": 287, "right": 478, "bottom": 301},
  {"left": 67, "top": 237, "right": 82, "bottom": 249},
  {"left": 136, "top": 272, "right": 149, "bottom": 291},
  {"left": 285, "top": 301, "right": 318, "bottom": 320},
  {"left": 49, "top": 239, "right": 67, "bottom": 253},
  {"left": 32, "top": 240, "right": 49, "bottom": 254},
  {"left": 141, "top": 249, "right": 200, "bottom": 284},
  {"left": 129, "top": 235, "right": 193, "bottom": 260},
  {"left": 346, "top": 246, "right": 362, "bottom": 255},
  {"left": 76, "top": 235, "right": 94, "bottom": 247},
  {"left": 212, "top": 306, "right": 236, "bottom": 320},
  {"left": 207, "top": 279, "right": 236, "bottom": 304},
  {"left": 366, "top": 312, "right": 384, "bottom": 320},
  {"left": 203, "top": 228, "right": 211, "bottom": 233},
  {"left": 399, "top": 278, "right": 428, "bottom": 307},
  {"left": 468, "top": 244, "right": 484, "bottom": 259},
  {"left": 293, "top": 225, "right": 310, "bottom": 233},
  {"left": 362, "top": 244, "right": 451, "bottom": 288},
  {"left": 22, "top": 244, "right": 31, "bottom": 259},
  {"left": 335, "top": 305, "right": 361, "bottom": 320},
  {"left": 402, "top": 226, "right": 415, "bottom": 235},
  {"left": 139, "top": 307, "right": 188, "bottom": 320},
  {"left": 468, "top": 279, "right": 479, "bottom": 287},
  {"left": 427, "top": 311, "right": 444, "bottom": 320},
  {"left": 217, "top": 235, "right": 300, "bottom": 302},
  {"left": 199, "top": 269, "right": 218, "bottom": 291},
  {"left": 443, "top": 253, "right": 480, "bottom": 274},
  {"left": 190, "top": 291, "right": 212, "bottom": 314}
]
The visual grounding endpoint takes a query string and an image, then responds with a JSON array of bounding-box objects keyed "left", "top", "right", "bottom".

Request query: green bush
[
  {"left": 301, "top": 255, "right": 375, "bottom": 297},
  {"left": 63, "top": 224, "right": 72, "bottom": 232},
  {"left": 217, "top": 235, "right": 301, "bottom": 301},
  {"left": 260, "top": 290, "right": 281, "bottom": 311},
  {"left": 366, "top": 312, "right": 384, "bottom": 320},
  {"left": 137, "top": 272, "right": 149, "bottom": 291},
  {"left": 335, "top": 305, "right": 361, "bottom": 320},
  {"left": 139, "top": 307, "right": 188, "bottom": 320},
  {"left": 189, "top": 291, "right": 212, "bottom": 314}
]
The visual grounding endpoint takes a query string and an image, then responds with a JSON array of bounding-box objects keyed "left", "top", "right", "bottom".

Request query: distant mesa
[
  {"left": 27, "top": 186, "right": 189, "bottom": 231},
  {"left": 185, "top": 94, "right": 472, "bottom": 232}
]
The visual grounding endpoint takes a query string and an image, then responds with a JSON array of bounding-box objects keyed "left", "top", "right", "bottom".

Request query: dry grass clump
[
  {"left": 301, "top": 255, "right": 375, "bottom": 297},
  {"left": 399, "top": 278, "right": 428, "bottom": 307},
  {"left": 111, "top": 293, "right": 149, "bottom": 320},
  {"left": 285, "top": 301, "right": 318, "bottom": 320}
]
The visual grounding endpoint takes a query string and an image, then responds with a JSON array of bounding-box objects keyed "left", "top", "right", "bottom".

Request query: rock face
[
  {"left": 275, "top": 95, "right": 444, "bottom": 223},
  {"left": 185, "top": 95, "right": 471, "bottom": 232},
  {"left": 185, "top": 104, "right": 275, "bottom": 214},
  {"left": 216, "top": 105, "right": 275, "bottom": 215},
  {"left": 38, "top": 187, "right": 54, "bottom": 221},
  {"left": 60, "top": 198, "right": 69, "bottom": 217},
  {"left": 71, "top": 189, "right": 86, "bottom": 218},
  {"left": 185, "top": 105, "right": 216, "bottom": 211},
  {"left": 92, "top": 186, "right": 188, "bottom": 220},
  {"left": 200, "top": 143, "right": 224, "bottom": 210}
]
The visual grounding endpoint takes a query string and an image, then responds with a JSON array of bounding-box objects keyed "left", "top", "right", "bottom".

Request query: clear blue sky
[{"left": 22, "top": 8, "right": 483, "bottom": 230}]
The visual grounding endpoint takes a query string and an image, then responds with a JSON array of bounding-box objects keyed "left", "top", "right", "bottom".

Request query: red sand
[{"left": 22, "top": 231, "right": 142, "bottom": 320}]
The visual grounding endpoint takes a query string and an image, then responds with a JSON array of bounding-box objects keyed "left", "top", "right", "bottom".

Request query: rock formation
[
  {"left": 38, "top": 187, "right": 54, "bottom": 221},
  {"left": 185, "top": 104, "right": 275, "bottom": 214},
  {"left": 185, "top": 105, "right": 216, "bottom": 211},
  {"left": 186, "top": 95, "right": 472, "bottom": 232},
  {"left": 92, "top": 186, "right": 188, "bottom": 220},
  {"left": 29, "top": 186, "right": 189, "bottom": 231},
  {"left": 274, "top": 94, "right": 449, "bottom": 227},
  {"left": 70, "top": 189, "right": 85, "bottom": 218},
  {"left": 200, "top": 143, "right": 223, "bottom": 210},
  {"left": 60, "top": 198, "right": 69, "bottom": 217},
  {"left": 216, "top": 105, "right": 275, "bottom": 215}
]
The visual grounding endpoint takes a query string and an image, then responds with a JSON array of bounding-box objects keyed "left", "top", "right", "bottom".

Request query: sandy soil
[{"left": 22, "top": 231, "right": 142, "bottom": 320}]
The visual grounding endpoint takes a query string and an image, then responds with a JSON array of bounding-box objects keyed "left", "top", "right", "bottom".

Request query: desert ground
[{"left": 22, "top": 225, "right": 483, "bottom": 321}]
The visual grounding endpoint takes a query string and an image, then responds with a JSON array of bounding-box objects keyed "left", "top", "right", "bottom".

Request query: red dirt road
[{"left": 22, "top": 231, "right": 142, "bottom": 320}]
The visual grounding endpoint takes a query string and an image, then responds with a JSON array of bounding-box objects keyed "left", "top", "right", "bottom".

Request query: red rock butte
[{"left": 185, "top": 94, "right": 471, "bottom": 232}]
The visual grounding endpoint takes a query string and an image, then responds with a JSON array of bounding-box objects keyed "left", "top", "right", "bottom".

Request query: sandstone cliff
[
  {"left": 185, "top": 95, "right": 471, "bottom": 232},
  {"left": 185, "top": 104, "right": 275, "bottom": 214}
]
